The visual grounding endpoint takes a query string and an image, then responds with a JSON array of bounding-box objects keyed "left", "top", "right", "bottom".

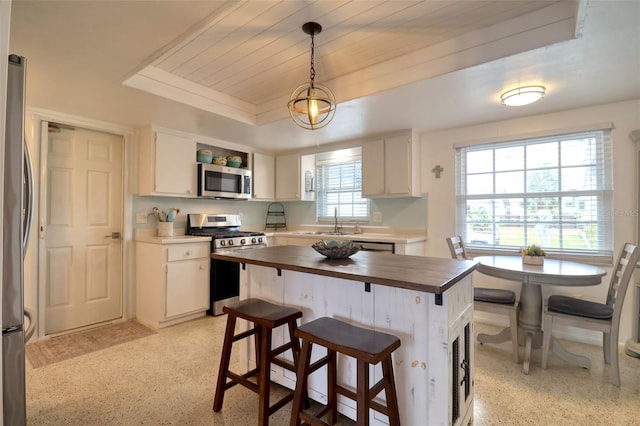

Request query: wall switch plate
[
  {"left": 372, "top": 211, "right": 382, "bottom": 223},
  {"left": 136, "top": 212, "right": 148, "bottom": 224}
]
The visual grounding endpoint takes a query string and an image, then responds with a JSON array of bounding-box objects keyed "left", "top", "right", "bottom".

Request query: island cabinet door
[
  {"left": 373, "top": 275, "right": 474, "bottom": 426},
  {"left": 451, "top": 318, "right": 473, "bottom": 426},
  {"left": 373, "top": 285, "right": 431, "bottom": 425}
]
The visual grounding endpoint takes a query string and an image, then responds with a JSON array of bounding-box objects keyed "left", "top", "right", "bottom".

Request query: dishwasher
[{"left": 353, "top": 241, "right": 395, "bottom": 254}]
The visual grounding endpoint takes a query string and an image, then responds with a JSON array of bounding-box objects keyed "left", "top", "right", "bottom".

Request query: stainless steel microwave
[{"left": 197, "top": 163, "right": 252, "bottom": 199}]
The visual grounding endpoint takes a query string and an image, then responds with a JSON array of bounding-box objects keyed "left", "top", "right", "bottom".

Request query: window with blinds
[
  {"left": 455, "top": 129, "right": 613, "bottom": 259},
  {"left": 316, "top": 149, "right": 369, "bottom": 221}
]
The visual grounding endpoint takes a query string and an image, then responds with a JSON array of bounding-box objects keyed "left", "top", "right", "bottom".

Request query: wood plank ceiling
[{"left": 124, "top": 0, "right": 577, "bottom": 126}]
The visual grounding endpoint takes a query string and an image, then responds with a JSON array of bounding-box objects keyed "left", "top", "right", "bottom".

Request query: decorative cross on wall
[{"left": 432, "top": 164, "right": 444, "bottom": 178}]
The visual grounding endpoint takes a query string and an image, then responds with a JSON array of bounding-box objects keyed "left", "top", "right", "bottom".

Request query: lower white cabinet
[{"left": 136, "top": 240, "right": 210, "bottom": 329}]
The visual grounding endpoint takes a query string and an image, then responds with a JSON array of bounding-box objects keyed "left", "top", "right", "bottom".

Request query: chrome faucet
[{"left": 334, "top": 207, "right": 342, "bottom": 234}]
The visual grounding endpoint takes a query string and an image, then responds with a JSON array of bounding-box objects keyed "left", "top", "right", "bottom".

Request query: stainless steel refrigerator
[{"left": 3, "top": 54, "right": 27, "bottom": 425}]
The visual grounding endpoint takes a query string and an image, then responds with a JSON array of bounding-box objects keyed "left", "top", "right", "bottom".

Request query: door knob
[{"left": 105, "top": 232, "right": 121, "bottom": 239}]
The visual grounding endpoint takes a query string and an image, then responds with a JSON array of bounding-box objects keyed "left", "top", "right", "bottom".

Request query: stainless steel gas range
[{"left": 186, "top": 213, "right": 267, "bottom": 315}]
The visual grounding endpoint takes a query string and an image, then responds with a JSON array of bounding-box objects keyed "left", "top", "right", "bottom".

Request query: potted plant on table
[{"left": 521, "top": 244, "right": 546, "bottom": 265}]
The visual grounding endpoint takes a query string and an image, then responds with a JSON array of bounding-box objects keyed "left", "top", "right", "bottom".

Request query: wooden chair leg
[
  {"left": 509, "top": 309, "right": 519, "bottom": 363},
  {"left": 609, "top": 328, "right": 620, "bottom": 386},
  {"left": 327, "top": 350, "right": 337, "bottom": 425},
  {"left": 603, "top": 331, "right": 611, "bottom": 365},
  {"left": 382, "top": 356, "right": 401, "bottom": 426},
  {"left": 257, "top": 326, "right": 272, "bottom": 426},
  {"left": 356, "top": 359, "right": 370, "bottom": 426},
  {"left": 288, "top": 321, "right": 301, "bottom": 364},
  {"left": 541, "top": 315, "right": 552, "bottom": 369},
  {"left": 254, "top": 327, "right": 262, "bottom": 372},
  {"left": 290, "top": 340, "right": 313, "bottom": 426},
  {"left": 213, "top": 314, "right": 237, "bottom": 412}
]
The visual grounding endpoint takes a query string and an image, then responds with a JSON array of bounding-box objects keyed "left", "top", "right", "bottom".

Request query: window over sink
[{"left": 316, "top": 147, "right": 369, "bottom": 222}]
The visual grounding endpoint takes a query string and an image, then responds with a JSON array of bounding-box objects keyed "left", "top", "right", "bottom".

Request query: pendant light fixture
[
  {"left": 287, "top": 22, "right": 336, "bottom": 130},
  {"left": 500, "top": 85, "right": 546, "bottom": 106}
]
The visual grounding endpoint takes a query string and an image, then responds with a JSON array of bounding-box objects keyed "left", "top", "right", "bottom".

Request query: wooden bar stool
[
  {"left": 290, "top": 317, "right": 401, "bottom": 426},
  {"left": 213, "top": 298, "right": 303, "bottom": 426}
]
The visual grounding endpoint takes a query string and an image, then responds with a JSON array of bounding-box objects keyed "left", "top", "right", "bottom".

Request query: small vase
[
  {"left": 158, "top": 222, "right": 174, "bottom": 237},
  {"left": 522, "top": 255, "right": 544, "bottom": 265}
]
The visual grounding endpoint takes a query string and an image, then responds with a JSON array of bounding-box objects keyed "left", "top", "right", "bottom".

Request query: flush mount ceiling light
[
  {"left": 287, "top": 22, "right": 336, "bottom": 130},
  {"left": 500, "top": 85, "right": 546, "bottom": 106}
]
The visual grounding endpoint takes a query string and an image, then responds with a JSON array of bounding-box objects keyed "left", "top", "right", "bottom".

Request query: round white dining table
[{"left": 474, "top": 255, "right": 607, "bottom": 374}]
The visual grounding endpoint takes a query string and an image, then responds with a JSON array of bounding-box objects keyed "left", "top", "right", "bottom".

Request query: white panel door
[{"left": 43, "top": 126, "right": 123, "bottom": 334}]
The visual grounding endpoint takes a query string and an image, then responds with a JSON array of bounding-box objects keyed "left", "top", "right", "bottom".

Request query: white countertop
[
  {"left": 268, "top": 230, "right": 427, "bottom": 245},
  {"left": 135, "top": 228, "right": 211, "bottom": 244},
  {"left": 135, "top": 235, "right": 212, "bottom": 244}
]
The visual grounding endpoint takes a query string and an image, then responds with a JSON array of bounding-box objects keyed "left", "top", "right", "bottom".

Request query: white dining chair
[
  {"left": 541, "top": 242, "right": 640, "bottom": 386},
  {"left": 446, "top": 235, "right": 520, "bottom": 362}
]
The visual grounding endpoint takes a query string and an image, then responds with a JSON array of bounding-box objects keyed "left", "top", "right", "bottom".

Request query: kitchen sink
[{"left": 292, "top": 231, "right": 350, "bottom": 236}]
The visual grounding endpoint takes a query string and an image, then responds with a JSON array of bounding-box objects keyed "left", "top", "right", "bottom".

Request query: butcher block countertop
[{"left": 212, "top": 245, "right": 477, "bottom": 295}]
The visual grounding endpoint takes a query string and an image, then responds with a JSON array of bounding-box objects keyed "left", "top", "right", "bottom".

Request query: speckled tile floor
[{"left": 26, "top": 316, "right": 640, "bottom": 425}]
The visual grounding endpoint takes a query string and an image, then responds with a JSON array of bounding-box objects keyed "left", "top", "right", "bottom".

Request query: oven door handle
[{"left": 216, "top": 244, "right": 266, "bottom": 253}]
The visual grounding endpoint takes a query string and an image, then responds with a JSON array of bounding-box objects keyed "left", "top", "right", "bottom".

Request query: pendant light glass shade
[
  {"left": 500, "top": 86, "right": 546, "bottom": 106},
  {"left": 288, "top": 82, "right": 336, "bottom": 129},
  {"left": 287, "top": 22, "right": 336, "bottom": 130}
]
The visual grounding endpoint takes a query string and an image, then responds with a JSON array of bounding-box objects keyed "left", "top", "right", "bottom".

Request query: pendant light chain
[{"left": 309, "top": 33, "right": 316, "bottom": 84}]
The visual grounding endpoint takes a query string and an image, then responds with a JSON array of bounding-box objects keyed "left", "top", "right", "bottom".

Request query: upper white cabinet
[
  {"left": 137, "top": 126, "right": 197, "bottom": 197},
  {"left": 275, "top": 153, "right": 299, "bottom": 200},
  {"left": 361, "top": 139, "right": 385, "bottom": 196},
  {"left": 362, "top": 132, "right": 421, "bottom": 198},
  {"left": 252, "top": 152, "right": 275, "bottom": 201},
  {"left": 275, "top": 153, "right": 315, "bottom": 201}
]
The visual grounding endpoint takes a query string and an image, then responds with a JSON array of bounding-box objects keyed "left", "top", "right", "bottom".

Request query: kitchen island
[{"left": 212, "top": 245, "right": 477, "bottom": 426}]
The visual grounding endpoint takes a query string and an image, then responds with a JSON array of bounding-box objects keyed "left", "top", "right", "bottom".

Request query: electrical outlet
[
  {"left": 372, "top": 211, "right": 382, "bottom": 223},
  {"left": 136, "top": 212, "right": 148, "bottom": 224}
]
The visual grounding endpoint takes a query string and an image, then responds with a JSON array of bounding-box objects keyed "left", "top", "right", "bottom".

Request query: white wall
[{"left": 421, "top": 98, "right": 640, "bottom": 344}]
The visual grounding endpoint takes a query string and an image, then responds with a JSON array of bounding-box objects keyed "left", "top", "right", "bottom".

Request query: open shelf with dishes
[{"left": 196, "top": 142, "right": 249, "bottom": 168}]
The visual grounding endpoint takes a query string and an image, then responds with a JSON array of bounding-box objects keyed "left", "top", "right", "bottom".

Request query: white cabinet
[
  {"left": 137, "top": 126, "right": 197, "bottom": 197},
  {"left": 135, "top": 240, "right": 210, "bottom": 329},
  {"left": 362, "top": 132, "right": 421, "bottom": 198},
  {"left": 252, "top": 152, "right": 275, "bottom": 201},
  {"left": 275, "top": 154, "right": 299, "bottom": 200},
  {"left": 275, "top": 153, "right": 315, "bottom": 201}
]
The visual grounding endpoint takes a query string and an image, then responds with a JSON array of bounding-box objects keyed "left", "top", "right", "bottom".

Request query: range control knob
[
  {"left": 251, "top": 237, "right": 257, "bottom": 244},
  {"left": 220, "top": 240, "right": 226, "bottom": 247},
  {"left": 258, "top": 237, "right": 263, "bottom": 243},
  {"left": 240, "top": 239, "right": 246, "bottom": 245},
  {"left": 228, "top": 239, "right": 234, "bottom": 246}
]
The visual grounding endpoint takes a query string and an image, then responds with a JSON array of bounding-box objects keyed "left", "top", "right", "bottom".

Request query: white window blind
[
  {"left": 455, "top": 129, "right": 613, "bottom": 258},
  {"left": 316, "top": 156, "right": 369, "bottom": 221}
]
